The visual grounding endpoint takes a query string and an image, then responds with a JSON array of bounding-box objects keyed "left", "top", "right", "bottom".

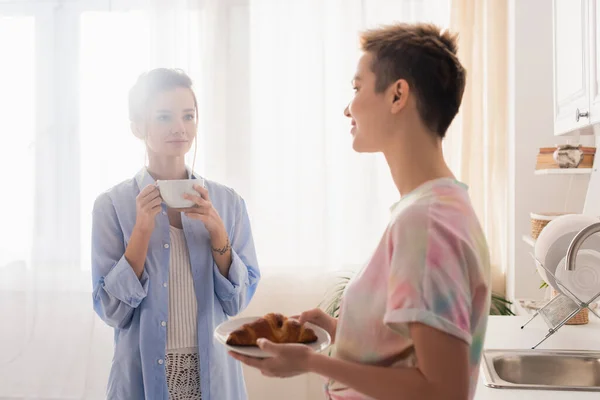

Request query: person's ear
[{"left": 391, "top": 79, "right": 410, "bottom": 114}]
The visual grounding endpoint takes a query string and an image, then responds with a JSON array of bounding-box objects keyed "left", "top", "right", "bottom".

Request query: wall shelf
[{"left": 534, "top": 168, "right": 593, "bottom": 175}]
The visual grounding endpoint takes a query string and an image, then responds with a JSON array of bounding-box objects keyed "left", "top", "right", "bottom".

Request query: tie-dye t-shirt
[{"left": 325, "top": 178, "right": 491, "bottom": 400}]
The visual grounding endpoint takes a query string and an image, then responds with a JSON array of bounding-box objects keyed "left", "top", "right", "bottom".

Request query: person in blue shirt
[{"left": 91, "top": 68, "right": 260, "bottom": 400}]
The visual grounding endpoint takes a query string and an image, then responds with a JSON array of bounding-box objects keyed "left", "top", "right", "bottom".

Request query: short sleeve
[{"left": 383, "top": 205, "right": 473, "bottom": 345}]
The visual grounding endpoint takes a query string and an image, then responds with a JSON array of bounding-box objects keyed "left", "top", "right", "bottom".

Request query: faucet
[{"left": 565, "top": 221, "right": 600, "bottom": 271}]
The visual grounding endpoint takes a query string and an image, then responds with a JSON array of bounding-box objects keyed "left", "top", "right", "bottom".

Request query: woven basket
[
  {"left": 530, "top": 212, "right": 571, "bottom": 239},
  {"left": 551, "top": 290, "right": 589, "bottom": 325}
]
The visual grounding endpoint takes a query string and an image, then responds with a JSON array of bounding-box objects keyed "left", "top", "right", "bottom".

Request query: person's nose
[{"left": 343, "top": 103, "right": 351, "bottom": 118}]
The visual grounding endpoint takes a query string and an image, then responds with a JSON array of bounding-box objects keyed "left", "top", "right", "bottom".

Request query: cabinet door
[
  {"left": 590, "top": 0, "right": 600, "bottom": 125},
  {"left": 553, "top": 0, "right": 590, "bottom": 135}
]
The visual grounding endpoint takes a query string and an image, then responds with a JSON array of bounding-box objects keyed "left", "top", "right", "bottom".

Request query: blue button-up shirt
[{"left": 91, "top": 168, "right": 260, "bottom": 400}]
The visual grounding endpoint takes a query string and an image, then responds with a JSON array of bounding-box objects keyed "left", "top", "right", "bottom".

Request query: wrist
[
  {"left": 211, "top": 235, "right": 231, "bottom": 256},
  {"left": 134, "top": 222, "right": 154, "bottom": 237},
  {"left": 306, "top": 352, "right": 327, "bottom": 374}
]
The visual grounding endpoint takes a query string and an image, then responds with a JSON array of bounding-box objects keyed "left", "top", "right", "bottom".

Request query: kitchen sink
[{"left": 482, "top": 349, "right": 600, "bottom": 391}]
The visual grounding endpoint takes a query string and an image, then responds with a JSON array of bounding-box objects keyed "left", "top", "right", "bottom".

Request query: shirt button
[
  {"left": 162, "top": 211, "right": 167, "bottom": 215},
  {"left": 158, "top": 359, "right": 164, "bottom": 365},
  {"left": 161, "top": 321, "right": 166, "bottom": 327},
  {"left": 163, "top": 282, "right": 168, "bottom": 287},
  {"left": 164, "top": 243, "right": 169, "bottom": 249}
]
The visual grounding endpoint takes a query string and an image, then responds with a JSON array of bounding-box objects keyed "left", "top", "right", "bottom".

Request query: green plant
[
  {"left": 489, "top": 293, "right": 515, "bottom": 316},
  {"left": 321, "top": 273, "right": 515, "bottom": 317},
  {"left": 319, "top": 274, "right": 352, "bottom": 318}
]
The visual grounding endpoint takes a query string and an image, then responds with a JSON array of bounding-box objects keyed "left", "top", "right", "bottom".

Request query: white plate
[
  {"left": 555, "top": 250, "right": 600, "bottom": 303},
  {"left": 214, "top": 316, "right": 331, "bottom": 358},
  {"left": 534, "top": 214, "right": 600, "bottom": 291}
]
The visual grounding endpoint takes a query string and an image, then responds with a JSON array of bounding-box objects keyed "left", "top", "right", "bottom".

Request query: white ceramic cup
[{"left": 156, "top": 178, "right": 205, "bottom": 209}]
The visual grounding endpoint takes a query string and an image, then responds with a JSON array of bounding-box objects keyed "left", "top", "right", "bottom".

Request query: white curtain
[
  {"left": 446, "top": 0, "right": 509, "bottom": 294},
  {"left": 245, "top": 0, "right": 449, "bottom": 274},
  {"left": 0, "top": 1, "right": 450, "bottom": 398}
]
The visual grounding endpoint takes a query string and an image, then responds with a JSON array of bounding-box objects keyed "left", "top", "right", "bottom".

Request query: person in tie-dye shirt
[{"left": 231, "top": 22, "right": 491, "bottom": 400}]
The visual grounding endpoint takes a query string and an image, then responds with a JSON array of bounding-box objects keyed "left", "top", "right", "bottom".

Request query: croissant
[{"left": 226, "top": 313, "right": 318, "bottom": 346}]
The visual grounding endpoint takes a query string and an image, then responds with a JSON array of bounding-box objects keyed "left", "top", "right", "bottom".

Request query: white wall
[{"left": 508, "top": 0, "right": 595, "bottom": 303}]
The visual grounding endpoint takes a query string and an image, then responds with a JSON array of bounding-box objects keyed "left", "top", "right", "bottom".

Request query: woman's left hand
[
  {"left": 181, "top": 184, "right": 226, "bottom": 238},
  {"left": 229, "top": 339, "right": 315, "bottom": 378}
]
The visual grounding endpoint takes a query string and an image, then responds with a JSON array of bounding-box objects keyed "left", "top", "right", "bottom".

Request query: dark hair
[
  {"left": 360, "top": 23, "right": 466, "bottom": 138},
  {"left": 128, "top": 68, "right": 198, "bottom": 123}
]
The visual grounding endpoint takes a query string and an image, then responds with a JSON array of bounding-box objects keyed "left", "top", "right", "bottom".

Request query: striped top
[{"left": 167, "top": 225, "right": 199, "bottom": 350}]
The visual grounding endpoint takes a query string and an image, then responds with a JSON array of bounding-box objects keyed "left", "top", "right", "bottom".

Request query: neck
[
  {"left": 147, "top": 153, "right": 188, "bottom": 180},
  {"left": 383, "top": 125, "right": 454, "bottom": 197}
]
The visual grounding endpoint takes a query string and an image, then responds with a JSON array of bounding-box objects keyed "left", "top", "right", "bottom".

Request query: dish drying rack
[{"left": 523, "top": 253, "right": 600, "bottom": 349}]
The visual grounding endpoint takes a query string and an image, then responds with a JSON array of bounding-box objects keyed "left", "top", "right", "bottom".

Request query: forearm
[
  {"left": 211, "top": 229, "right": 232, "bottom": 277},
  {"left": 308, "top": 354, "right": 438, "bottom": 400},
  {"left": 124, "top": 225, "right": 152, "bottom": 279}
]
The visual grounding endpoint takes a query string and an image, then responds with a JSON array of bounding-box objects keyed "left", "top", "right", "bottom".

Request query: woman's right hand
[
  {"left": 134, "top": 184, "right": 162, "bottom": 234},
  {"left": 294, "top": 308, "right": 338, "bottom": 343}
]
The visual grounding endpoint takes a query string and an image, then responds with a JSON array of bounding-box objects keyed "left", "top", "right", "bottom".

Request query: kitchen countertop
[{"left": 476, "top": 315, "right": 600, "bottom": 399}]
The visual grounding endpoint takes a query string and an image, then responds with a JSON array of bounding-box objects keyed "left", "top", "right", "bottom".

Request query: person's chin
[
  {"left": 168, "top": 144, "right": 193, "bottom": 156},
  {"left": 160, "top": 149, "right": 190, "bottom": 158},
  {"left": 351, "top": 135, "right": 378, "bottom": 153}
]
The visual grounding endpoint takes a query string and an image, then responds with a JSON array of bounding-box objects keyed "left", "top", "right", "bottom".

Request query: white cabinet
[
  {"left": 552, "top": 0, "right": 591, "bottom": 135},
  {"left": 590, "top": 0, "right": 600, "bottom": 125}
]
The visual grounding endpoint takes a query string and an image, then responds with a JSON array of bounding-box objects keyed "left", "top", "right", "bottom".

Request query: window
[
  {"left": 79, "top": 10, "right": 151, "bottom": 270},
  {"left": 0, "top": 15, "right": 35, "bottom": 268},
  {"left": 78, "top": 7, "right": 205, "bottom": 270},
  {"left": 1, "top": 0, "right": 451, "bottom": 277}
]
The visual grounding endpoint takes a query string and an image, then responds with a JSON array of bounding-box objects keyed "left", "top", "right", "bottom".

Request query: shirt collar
[{"left": 388, "top": 177, "right": 469, "bottom": 215}]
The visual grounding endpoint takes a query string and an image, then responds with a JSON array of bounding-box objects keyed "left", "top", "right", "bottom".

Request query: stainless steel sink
[{"left": 482, "top": 349, "right": 600, "bottom": 391}]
